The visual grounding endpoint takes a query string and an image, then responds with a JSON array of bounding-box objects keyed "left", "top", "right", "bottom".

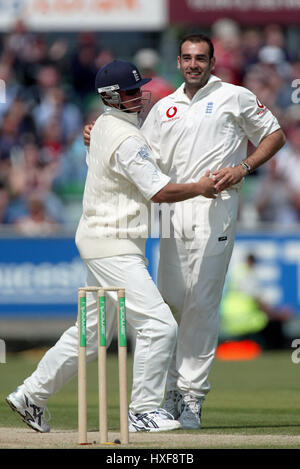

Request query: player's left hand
[
  {"left": 212, "top": 165, "right": 245, "bottom": 192},
  {"left": 83, "top": 122, "right": 95, "bottom": 147}
]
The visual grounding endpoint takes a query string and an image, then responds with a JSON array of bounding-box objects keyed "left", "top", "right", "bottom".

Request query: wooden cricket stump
[{"left": 77, "top": 286, "right": 129, "bottom": 445}]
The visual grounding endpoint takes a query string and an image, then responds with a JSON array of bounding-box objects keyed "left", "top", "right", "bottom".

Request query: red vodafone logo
[
  {"left": 166, "top": 106, "right": 177, "bottom": 118},
  {"left": 256, "top": 97, "right": 267, "bottom": 116},
  {"left": 256, "top": 98, "right": 265, "bottom": 109}
]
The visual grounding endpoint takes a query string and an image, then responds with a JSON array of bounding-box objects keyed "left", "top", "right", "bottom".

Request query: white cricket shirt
[{"left": 142, "top": 74, "right": 281, "bottom": 184}]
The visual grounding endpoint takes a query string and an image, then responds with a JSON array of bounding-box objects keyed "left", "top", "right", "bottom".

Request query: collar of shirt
[
  {"left": 172, "top": 74, "right": 222, "bottom": 104},
  {"left": 103, "top": 106, "right": 140, "bottom": 127}
]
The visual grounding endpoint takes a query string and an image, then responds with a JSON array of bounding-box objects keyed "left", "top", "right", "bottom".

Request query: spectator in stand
[
  {"left": 0, "top": 180, "right": 9, "bottom": 225},
  {"left": 70, "top": 33, "right": 98, "bottom": 104},
  {"left": 40, "top": 119, "right": 65, "bottom": 163},
  {"left": 95, "top": 49, "right": 115, "bottom": 70},
  {"left": 254, "top": 157, "right": 297, "bottom": 224},
  {"left": 263, "top": 24, "right": 291, "bottom": 60},
  {"left": 282, "top": 104, "right": 300, "bottom": 134},
  {"left": 241, "top": 28, "right": 263, "bottom": 72},
  {"left": 0, "top": 60, "right": 20, "bottom": 122},
  {"left": 53, "top": 132, "right": 87, "bottom": 200},
  {"left": 276, "top": 60, "right": 300, "bottom": 110},
  {"left": 240, "top": 25, "right": 291, "bottom": 116},
  {"left": 5, "top": 140, "right": 65, "bottom": 226},
  {"left": 242, "top": 64, "right": 267, "bottom": 99},
  {"left": 254, "top": 123, "right": 300, "bottom": 224},
  {"left": 134, "top": 48, "right": 175, "bottom": 109},
  {"left": 0, "top": 111, "right": 20, "bottom": 161},
  {"left": 15, "top": 35, "right": 51, "bottom": 89},
  {"left": 211, "top": 18, "right": 244, "bottom": 85},
  {"left": 2, "top": 20, "right": 41, "bottom": 87},
  {"left": 258, "top": 45, "right": 291, "bottom": 80},
  {"left": 275, "top": 125, "right": 300, "bottom": 219},
  {"left": 241, "top": 47, "right": 288, "bottom": 124},
  {"left": 0, "top": 97, "right": 36, "bottom": 170},
  {"left": 0, "top": 110, "right": 18, "bottom": 198},
  {"left": 9, "top": 141, "right": 58, "bottom": 194},
  {"left": 47, "top": 38, "right": 70, "bottom": 83},
  {"left": 13, "top": 192, "right": 59, "bottom": 236},
  {"left": 22, "top": 65, "right": 61, "bottom": 110},
  {"left": 3, "top": 19, "right": 32, "bottom": 59},
  {"left": 33, "top": 86, "right": 82, "bottom": 144}
]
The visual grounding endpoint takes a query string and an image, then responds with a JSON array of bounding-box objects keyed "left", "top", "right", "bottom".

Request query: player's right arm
[
  {"left": 151, "top": 171, "right": 217, "bottom": 203},
  {"left": 113, "top": 137, "right": 217, "bottom": 203},
  {"left": 84, "top": 123, "right": 217, "bottom": 201}
]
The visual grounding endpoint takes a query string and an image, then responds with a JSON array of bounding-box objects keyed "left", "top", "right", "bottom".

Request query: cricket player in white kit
[
  {"left": 6, "top": 59, "right": 218, "bottom": 433},
  {"left": 141, "top": 33, "right": 286, "bottom": 429}
]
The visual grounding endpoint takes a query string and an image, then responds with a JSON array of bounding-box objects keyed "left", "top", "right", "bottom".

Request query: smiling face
[{"left": 177, "top": 40, "right": 215, "bottom": 99}]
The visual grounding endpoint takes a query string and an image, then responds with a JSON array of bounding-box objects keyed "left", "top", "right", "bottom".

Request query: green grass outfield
[{"left": 1, "top": 349, "right": 300, "bottom": 449}]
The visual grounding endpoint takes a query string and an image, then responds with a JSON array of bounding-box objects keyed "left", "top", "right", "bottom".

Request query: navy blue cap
[{"left": 95, "top": 59, "right": 151, "bottom": 94}]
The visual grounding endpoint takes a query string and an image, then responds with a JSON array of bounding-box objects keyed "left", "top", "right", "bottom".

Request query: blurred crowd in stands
[{"left": 0, "top": 19, "right": 300, "bottom": 235}]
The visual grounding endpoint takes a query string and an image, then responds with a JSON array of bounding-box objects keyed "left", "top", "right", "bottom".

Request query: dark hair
[{"left": 179, "top": 33, "right": 214, "bottom": 59}]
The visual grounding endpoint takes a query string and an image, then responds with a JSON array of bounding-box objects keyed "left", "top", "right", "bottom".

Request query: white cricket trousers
[
  {"left": 158, "top": 191, "right": 239, "bottom": 399},
  {"left": 23, "top": 254, "right": 177, "bottom": 414}
]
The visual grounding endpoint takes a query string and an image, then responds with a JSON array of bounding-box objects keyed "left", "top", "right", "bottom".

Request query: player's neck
[
  {"left": 184, "top": 79, "right": 209, "bottom": 100},
  {"left": 184, "top": 85, "right": 198, "bottom": 100}
]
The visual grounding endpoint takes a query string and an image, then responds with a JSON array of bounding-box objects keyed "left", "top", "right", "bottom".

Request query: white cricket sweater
[{"left": 75, "top": 108, "right": 150, "bottom": 259}]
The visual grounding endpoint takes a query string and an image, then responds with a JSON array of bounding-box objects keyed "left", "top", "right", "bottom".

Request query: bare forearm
[
  {"left": 243, "top": 129, "right": 286, "bottom": 173},
  {"left": 213, "top": 128, "right": 286, "bottom": 192},
  {"left": 151, "top": 175, "right": 217, "bottom": 203},
  {"left": 152, "top": 182, "right": 203, "bottom": 203}
]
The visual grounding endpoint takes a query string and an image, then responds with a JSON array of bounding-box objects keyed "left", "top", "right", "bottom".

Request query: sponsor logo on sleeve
[{"left": 256, "top": 98, "right": 267, "bottom": 116}]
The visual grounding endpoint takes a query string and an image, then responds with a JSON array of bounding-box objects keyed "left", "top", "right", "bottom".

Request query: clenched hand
[
  {"left": 212, "top": 166, "right": 245, "bottom": 192},
  {"left": 199, "top": 170, "right": 218, "bottom": 198}
]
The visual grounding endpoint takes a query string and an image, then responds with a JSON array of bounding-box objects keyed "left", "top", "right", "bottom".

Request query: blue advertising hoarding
[
  {"left": 229, "top": 232, "right": 300, "bottom": 313},
  {"left": 0, "top": 232, "right": 299, "bottom": 318},
  {"left": 0, "top": 236, "right": 85, "bottom": 317}
]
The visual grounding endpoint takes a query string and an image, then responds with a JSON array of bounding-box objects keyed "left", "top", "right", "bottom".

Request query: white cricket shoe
[
  {"left": 6, "top": 386, "right": 50, "bottom": 433},
  {"left": 128, "top": 408, "right": 181, "bottom": 432},
  {"left": 178, "top": 394, "right": 203, "bottom": 429},
  {"left": 162, "top": 390, "right": 182, "bottom": 419}
]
